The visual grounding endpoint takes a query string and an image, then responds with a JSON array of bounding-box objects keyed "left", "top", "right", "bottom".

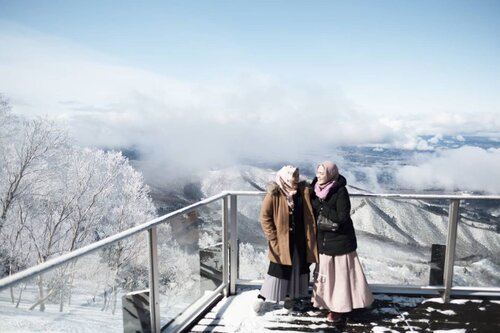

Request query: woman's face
[{"left": 316, "top": 165, "right": 328, "bottom": 185}]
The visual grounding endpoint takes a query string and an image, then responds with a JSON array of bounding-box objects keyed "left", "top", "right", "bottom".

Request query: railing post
[
  {"left": 443, "top": 199, "right": 460, "bottom": 303},
  {"left": 148, "top": 227, "right": 161, "bottom": 332},
  {"left": 222, "top": 196, "right": 229, "bottom": 297},
  {"left": 229, "top": 194, "right": 238, "bottom": 295}
]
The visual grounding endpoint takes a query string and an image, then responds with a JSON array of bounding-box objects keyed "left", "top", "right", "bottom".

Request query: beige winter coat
[{"left": 260, "top": 181, "right": 318, "bottom": 266}]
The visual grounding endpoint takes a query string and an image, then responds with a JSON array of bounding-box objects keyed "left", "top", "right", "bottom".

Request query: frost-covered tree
[
  {"left": 156, "top": 222, "right": 202, "bottom": 308},
  {"left": 0, "top": 96, "right": 157, "bottom": 311},
  {"left": 238, "top": 243, "right": 267, "bottom": 280},
  {"left": 0, "top": 93, "right": 13, "bottom": 139},
  {"left": 93, "top": 154, "right": 155, "bottom": 314},
  {"left": 16, "top": 148, "right": 156, "bottom": 311},
  {"left": 0, "top": 95, "right": 68, "bottom": 306},
  {"left": 0, "top": 114, "right": 66, "bottom": 226}
]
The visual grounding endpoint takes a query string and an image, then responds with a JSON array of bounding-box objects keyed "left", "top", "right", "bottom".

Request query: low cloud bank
[
  {"left": 1, "top": 25, "right": 500, "bottom": 184},
  {"left": 395, "top": 146, "right": 500, "bottom": 194}
]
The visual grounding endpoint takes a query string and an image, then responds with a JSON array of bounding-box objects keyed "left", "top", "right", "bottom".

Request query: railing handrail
[
  {"left": 0, "top": 190, "right": 500, "bottom": 290},
  {"left": 0, "top": 191, "right": 229, "bottom": 290},
  {"left": 350, "top": 193, "right": 500, "bottom": 200},
  {"left": 1, "top": 190, "right": 499, "bottom": 290},
  {"left": 232, "top": 190, "right": 500, "bottom": 200}
]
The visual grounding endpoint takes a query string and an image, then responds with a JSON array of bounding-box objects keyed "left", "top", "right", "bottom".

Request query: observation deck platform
[{"left": 187, "top": 286, "right": 500, "bottom": 332}]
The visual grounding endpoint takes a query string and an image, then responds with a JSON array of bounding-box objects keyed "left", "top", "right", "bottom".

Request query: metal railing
[
  {"left": 1, "top": 191, "right": 499, "bottom": 333},
  {"left": 0, "top": 191, "right": 229, "bottom": 333},
  {"left": 232, "top": 192, "right": 500, "bottom": 303}
]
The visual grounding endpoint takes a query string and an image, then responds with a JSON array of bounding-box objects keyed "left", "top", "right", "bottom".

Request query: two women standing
[{"left": 255, "top": 162, "right": 373, "bottom": 323}]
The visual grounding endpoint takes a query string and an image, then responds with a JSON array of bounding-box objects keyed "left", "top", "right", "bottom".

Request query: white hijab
[{"left": 276, "top": 165, "right": 298, "bottom": 209}]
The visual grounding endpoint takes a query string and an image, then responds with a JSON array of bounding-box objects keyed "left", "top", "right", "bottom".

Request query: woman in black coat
[{"left": 310, "top": 161, "right": 373, "bottom": 323}]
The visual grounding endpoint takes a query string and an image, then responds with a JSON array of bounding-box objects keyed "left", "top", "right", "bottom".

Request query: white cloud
[
  {"left": 395, "top": 146, "right": 500, "bottom": 194},
  {"left": 1, "top": 24, "right": 500, "bottom": 178},
  {"left": 428, "top": 134, "right": 443, "bottom": 145}
]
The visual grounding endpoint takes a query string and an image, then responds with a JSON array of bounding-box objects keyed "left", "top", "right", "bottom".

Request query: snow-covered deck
[{"left": 185, "top": 286, "right": 500, "bottom": 332}]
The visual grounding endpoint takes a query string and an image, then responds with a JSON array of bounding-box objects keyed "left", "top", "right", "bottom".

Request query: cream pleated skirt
[{"left": 312, "top": 251, "right": 374, "bottom": 313}]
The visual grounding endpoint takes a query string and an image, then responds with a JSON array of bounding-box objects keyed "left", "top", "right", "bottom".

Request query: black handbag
[{"left": 317, "top": 214, "right": 339, "bottom": 232}]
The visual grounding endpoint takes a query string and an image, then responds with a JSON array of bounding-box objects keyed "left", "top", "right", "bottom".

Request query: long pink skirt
[{"left": 312, "top": 251, "right": 373, "bottom": 313}]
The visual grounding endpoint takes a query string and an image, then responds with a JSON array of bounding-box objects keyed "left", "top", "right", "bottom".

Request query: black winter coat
[{"left": 311, "top": 175, "right": 357, "bottom": 255}]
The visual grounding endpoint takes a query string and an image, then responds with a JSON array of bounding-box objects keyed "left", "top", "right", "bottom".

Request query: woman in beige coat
[{"left": 253, "top": 165, "right": 318, "bottom": 312}]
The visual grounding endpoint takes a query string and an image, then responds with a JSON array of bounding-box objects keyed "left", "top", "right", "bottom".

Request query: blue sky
[
  {"left": 2, "top": 0, "right": 499, "bottom": 114},
  {"left": 3, "top": 1, "right": 499, "bottom": 95},
  {"left": 1, "top": 1, "right": 500, "bottom": 174}
]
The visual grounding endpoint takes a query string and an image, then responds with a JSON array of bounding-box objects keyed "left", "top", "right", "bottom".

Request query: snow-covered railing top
[
  {"left": 350, "top": 193, "right": 500, "bottom": 200},
  {"left": 1, "top": 190, "right": 499, "bottom": 291},
  {"left": 229, "top": 190, "right": 500, "bottom": 200}
]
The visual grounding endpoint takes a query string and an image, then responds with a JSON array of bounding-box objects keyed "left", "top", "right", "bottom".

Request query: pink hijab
[
  {"left": 276, "top": 165, "right": 298, "bottom": 209},
  {"left": 314, "top": 161, "right": 339, "bottom": 200}
]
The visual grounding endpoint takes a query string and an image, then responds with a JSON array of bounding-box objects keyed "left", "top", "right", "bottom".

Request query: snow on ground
[
  {"left": 194, "top": 291, "right": 484, "bottom": 333},
  {"left": 423, "top": 298, "right": 484, "bottom": 305},
  {"left": 422, "top": 297, "right": 445, "bottom": 304},
  {"left": 425, "top": 307, "right": 456, "bottom": 315},
  {"left": 0, "top": 281, "right": 198, "bottom": 333},
  {"left": 372, "top": 327, "right": 399, "bottom": 333},
  {"left": 0, "top": 249, "right": 203, "bottom": 333},
  {"left": 0, "top": 286, "right": 124, "bottom": 333},
  {"left": 449, "top": 299, "right": 468, "bottom": 305},
  {"left": 436, "top": 309, "right": 456, "bottom": 315},
  {"left": 208, "top": 289, "right": 333, "bottom": 333}
]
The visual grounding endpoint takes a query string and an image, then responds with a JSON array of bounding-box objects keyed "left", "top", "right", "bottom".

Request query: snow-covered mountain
[
  {"left": 351, "top": 197, "right": 500, "bottom": 286},
  {"left": 200, "top": 165, "right": 273, "bottom": 196}
]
